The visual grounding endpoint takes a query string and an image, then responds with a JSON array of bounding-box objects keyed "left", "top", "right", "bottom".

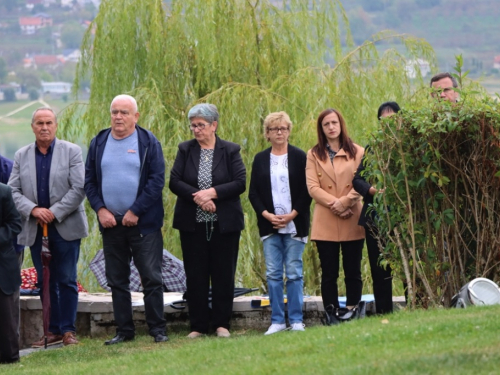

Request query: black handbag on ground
[{"left": 322, "top": 301, "right": 367, "bottom": 326}]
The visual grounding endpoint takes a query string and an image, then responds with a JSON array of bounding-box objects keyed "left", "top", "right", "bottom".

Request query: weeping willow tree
[{"left": 60, "top": 0, "right": 436, "bottom": 294}]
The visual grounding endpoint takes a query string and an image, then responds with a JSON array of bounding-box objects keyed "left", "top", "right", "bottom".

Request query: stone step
[{"left": 20, "top": 293, "right": 406, "bottom": 348}]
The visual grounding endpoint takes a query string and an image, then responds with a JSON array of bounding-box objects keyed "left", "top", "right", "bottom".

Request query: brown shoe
[
  {"left": 32, "top": 332, "right": 63, "bottom": 348},
  {"left": 62, "top": 332, "right": 79, "bottom": 346}
]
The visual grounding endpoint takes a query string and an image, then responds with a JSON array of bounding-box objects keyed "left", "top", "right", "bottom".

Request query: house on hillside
[
  {"left": 405, "top": 59, "right": 431, "bottom": 79},
  {"left": 24, "top": 55, "right": 63, "bottom": 70},
  {"left": 26, "top": 0, "right": 60, "bottom": 8},
  {"left": 19, "top": 13, "right": 52, "bottom": 35},
  {"left": 60, "top": 0, "right": 101, "bottom": 7},
  {"left": 41, "top": 81, "right": 72, "bottom": 95},
  {"left": 0, "top": 83, "right": 22, "bottom": 95},
  {"left": 63, "top": 49, "right": 82, "bottom": 63},
  {"left": 25, "top": 0, "right": 42, "bottom": 10},
  {"left": 34, "top": 55, "right": 60, "bottom": 69},
  {"left": 493, "top": 56, "right": 500, "bottom": 70},
  {"left": 0, "top": 83, "right": 22, "bottom": 100}
]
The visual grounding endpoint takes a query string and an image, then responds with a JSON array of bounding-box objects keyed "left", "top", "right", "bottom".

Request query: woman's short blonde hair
[{"left": 263, "top": 111, "right": 293, "bottom": 138}]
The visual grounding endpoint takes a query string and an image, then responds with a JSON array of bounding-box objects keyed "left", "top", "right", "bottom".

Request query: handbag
[{"left": 322, "top": 301, "right": 367, "bottom": 325}]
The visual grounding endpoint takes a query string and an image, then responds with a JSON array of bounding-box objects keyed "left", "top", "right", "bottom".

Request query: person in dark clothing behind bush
[{"left": 352, "top": 101, "right": 400, "bottom": 314}]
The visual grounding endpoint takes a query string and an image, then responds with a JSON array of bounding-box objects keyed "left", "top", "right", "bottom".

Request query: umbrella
[
  {"left": 41, "top": 223, "right": 51, "bottom": 349},
  {"left": 89, "top": 249, "right": 187, "bottom": 293}
]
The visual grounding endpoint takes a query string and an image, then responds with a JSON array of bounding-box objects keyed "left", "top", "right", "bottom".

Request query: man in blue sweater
[{"left": 85, "top": 94, "right": 167, "bottom": 345}]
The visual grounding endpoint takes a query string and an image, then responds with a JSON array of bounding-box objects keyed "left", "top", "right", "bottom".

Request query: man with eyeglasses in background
[
  {"left": 430, "top": 72, "right": 459, "bottom": 102},
  {"left": 85, "top": 94, "right": 168, "bottom": 345}
]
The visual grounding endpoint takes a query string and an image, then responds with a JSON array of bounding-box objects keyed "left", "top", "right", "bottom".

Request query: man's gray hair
[
  {"left": 31, "top": 107, "right": 57, "bottom": 124},
  {"left": 110, "top": 94, "right": 138, "bottom": 113},
  {"left": 188, "top": 103, "right": 219, "bottom": 123}
]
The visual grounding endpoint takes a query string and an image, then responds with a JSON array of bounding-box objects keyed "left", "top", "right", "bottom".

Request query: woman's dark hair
[
  {"left": 312, "top": 108, "right": 357, "bottom": 161},
  {"left": 377, "top": 101, "right": 401, "bottom": 120}
]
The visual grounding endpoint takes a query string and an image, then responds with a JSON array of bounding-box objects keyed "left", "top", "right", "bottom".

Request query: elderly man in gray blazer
[{"left": 8, "top": 107, "right": 88, "bottom": 347}]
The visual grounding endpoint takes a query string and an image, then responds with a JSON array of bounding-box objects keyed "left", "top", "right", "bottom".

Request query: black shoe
[
  {"left": 0, "top": 358, "right": 20, "bottom": 364},
  {"left": 154, "top": 333, "right": 169, "bottom": 343},
  {"left": 104, "top": 334, "right": 134, "bottom": 346},
  {"left": 321, "top": 304, "right": 340, "bottom": 326}
]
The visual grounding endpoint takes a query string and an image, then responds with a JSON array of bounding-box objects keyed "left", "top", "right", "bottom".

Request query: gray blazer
[{"left": 8, "top": 139, "right": 88, "bottom": 246}]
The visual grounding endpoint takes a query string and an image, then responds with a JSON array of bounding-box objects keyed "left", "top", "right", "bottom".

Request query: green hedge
[{"left": 365, "top": 86, "right": 500, "bottom": 307}]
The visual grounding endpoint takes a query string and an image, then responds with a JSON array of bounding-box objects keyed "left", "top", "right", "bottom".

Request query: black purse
[{"left": 322, "top": 301, "right": 367, "bottom": 326}]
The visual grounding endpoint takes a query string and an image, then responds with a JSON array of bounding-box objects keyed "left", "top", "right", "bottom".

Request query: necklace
[{"left": 206, "top": 213, "right": 214, "bottom": 241}]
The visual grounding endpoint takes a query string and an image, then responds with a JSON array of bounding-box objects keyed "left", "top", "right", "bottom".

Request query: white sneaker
[
  {"left": 290, "top": 323, "right": 305, "bottom": 331},
  {"left": 264, "top": 323, "right": 287, "bottom": 335}
]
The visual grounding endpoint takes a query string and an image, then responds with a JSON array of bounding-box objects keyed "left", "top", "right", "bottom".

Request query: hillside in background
[
  {"left": 343, "top": 0, "right": 500, "bottom": 76},
  {"left": 0, "top": 0, "right": 499, "bottom": 92}
]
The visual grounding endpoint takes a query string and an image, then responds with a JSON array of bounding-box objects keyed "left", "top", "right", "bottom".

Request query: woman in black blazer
[
  {"left": 169, "top": 104, "right": 246, "bottom": 338},
  {"left": 249, "top": 111, "right": 311, "bottom": 335}
]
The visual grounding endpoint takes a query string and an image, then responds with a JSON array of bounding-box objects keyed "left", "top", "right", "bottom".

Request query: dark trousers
[
  {"left": 0, "top": 289, "right": 20, "bottom": 363},
  {"left": 30, "top": 225, "right": 80, "bottom": 334},
  {"left": 316, "top": 239, "right": 364, "bottom": 309},
  {"left": 366, "top": 225, "right": 393, "bottom": 314},
  {"left": 180, "top": 222, "right": 240, "bottom": 333},
  {"left": 102, "top": 224, "right": 166, "bottom": 337}
]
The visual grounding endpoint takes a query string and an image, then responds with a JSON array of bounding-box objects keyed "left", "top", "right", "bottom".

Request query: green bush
[
  {"left": 364, "top": 63, "right": 500, "bottom": 308},
  {"left": 2, "top": 87, "right": 16, "bottom": 101},
  {"left": 28, "top": 87, "right": 40, "bottom": 100}
]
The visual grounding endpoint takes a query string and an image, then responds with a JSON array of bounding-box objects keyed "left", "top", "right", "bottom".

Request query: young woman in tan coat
[{"left": 306, "top": 108, "right": 365, "bottom": 313}]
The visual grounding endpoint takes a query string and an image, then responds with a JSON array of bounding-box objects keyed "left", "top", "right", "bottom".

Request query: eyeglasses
[
  {"left": 267, "top": 127, "right": 289, "bottom": 133},
  {"left": 190, "top": 122, "right": 211, "bottom": 131}
]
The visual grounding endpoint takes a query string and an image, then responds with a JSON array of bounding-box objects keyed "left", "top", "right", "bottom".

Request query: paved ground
[{"left": 20, "top": 343, "right": 63, "bottom": 357}]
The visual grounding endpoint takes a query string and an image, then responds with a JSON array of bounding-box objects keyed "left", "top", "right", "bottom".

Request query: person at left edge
[
  {"left": 85, "top": 94, "right": 168, "bottom": 345},
  {"left": 8, "top": 107, "right": 88, "bottom": 347},
  {"left": 169, "top": 103, "right": 246, "bottom": 339},
  {"left": 1, "top": 152, "right": 24, "bottom": 265},
  {"left": 0, "top": 183, "right": 22, "bottom": 364}
]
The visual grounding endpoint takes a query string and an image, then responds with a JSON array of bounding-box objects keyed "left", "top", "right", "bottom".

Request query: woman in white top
[{"left": 249, "top": 111, "right": 312, "bottom": 335}]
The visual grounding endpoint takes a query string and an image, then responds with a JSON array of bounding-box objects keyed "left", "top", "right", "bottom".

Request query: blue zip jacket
[{"left": 84, "top": 124, "right": 165, "bottom": 235}]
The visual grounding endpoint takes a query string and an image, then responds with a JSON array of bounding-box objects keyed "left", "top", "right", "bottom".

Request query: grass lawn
[{"left": 3, "top": 305, "right": 500, "bottom": 374}]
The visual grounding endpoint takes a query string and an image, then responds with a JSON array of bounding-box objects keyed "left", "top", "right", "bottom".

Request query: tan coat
[{"left": 306, "top": 145, "right": 365, "bottom": 242}]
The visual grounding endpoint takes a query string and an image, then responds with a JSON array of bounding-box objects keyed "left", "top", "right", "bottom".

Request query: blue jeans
[
  {"left": 30, "top": 225, "right": 80, "bottom": 334},
  {"left": 263, "top": 234, "right": 305, "bottom": 324}
]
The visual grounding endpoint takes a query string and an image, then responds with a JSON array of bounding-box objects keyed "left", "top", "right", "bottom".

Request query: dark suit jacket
[
  {"left": 249, "top": 144, "right": 311, "bottom": 238},
  {"left": 169, "top": 136, "right": 246, "bottom": 233},
  {"left": 0, "top": 154, "right": 13, "bottom": 184},
  {"left": 0, "top": 155, "right": 23, "bottom": 253},
  {"left": 352, "top": 148, "right": 374, "bottom": 227},
  {"left": 0, "top": 184, "right": 22, "bottom": 295}
]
